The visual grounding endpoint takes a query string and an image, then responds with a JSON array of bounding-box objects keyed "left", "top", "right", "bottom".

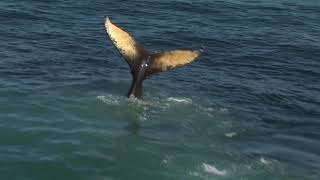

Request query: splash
[{"left": 97, "top": 95, "right": 122, "bottom": 105}]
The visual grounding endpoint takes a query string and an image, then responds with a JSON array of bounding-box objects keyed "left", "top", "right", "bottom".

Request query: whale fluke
[
  {"left": 147, "top": 50, "right": 202, "bottom": 75},
  {"left": 104, "top": 17, "right": 202, "bottom": 98}
]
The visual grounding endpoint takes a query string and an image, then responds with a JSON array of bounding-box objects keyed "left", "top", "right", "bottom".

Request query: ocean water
[{"left": 1, "top": 0, "right": 320, "bottom": 179}]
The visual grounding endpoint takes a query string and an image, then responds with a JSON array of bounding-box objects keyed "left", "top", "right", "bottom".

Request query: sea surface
[{"left": 1, "top": 0, "right": 320, "bottom": 179}]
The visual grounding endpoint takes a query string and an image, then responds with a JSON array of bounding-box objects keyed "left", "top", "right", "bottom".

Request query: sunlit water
[{"left": 1, "top": 0, "right": 319, "bottom": 179}]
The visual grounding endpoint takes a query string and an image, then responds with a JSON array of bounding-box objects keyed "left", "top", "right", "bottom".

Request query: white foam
[
  {"left": 127, "top": 96, "right": 151, "bottom": 106},
  {"left": 202, "top": 163, "right": 227, "bottom": 176},
  {"left": 167, "top": 97, "right": 192, "bottom": 104},
  {"left": 225, "top": 132, "right": 237, "bottom": 138},
  {"left": 219, "top": 107, "right": 228, "bottom": 113},
  {"left": 138, "top": 111, "right": 149, "bottom": 121},
  {"left": 260, "top": 157, "right": 271, "bottom": 165},
  {"left": 97, "top": 95, "right": 121, "bottom": 105},
  {"left": 162, "top": 159, "right": 168, "bottom": 164},
  {"left": 196, "top": 105, "right": 230, "bottom": 119}
]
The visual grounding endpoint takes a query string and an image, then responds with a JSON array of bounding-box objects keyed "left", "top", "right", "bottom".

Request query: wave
[{"left": 202, "top": 163, "right": 227, "bottom": 176}]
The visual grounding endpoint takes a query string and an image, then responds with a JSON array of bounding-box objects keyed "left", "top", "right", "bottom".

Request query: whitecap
[
  {"left": 202, "top": 163, "right": 227, "bottom": 176},
  {"left": 260, "top": 157, "right": 271, "bottom": 165},
  {"left": 219, "top": 107, "right": 229, "bottom": 113},
  {"left": 167, "top": 97, "right": 192, "bottom": 104},
  {"left": 225, "top": 132, "right": 237, "bottom": 138}
]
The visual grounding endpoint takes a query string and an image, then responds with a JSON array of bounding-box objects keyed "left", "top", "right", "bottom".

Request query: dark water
[{"left": 1, "top": 0, "right": 320, "bottom": 179}]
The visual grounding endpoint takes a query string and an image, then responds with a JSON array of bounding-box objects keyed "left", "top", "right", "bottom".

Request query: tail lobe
[
  {"left": 146, "top": 50, "right": 202, "bottom": 76},
  {"left": 105, "top": 17, "right": 148, "bottom": 78}
]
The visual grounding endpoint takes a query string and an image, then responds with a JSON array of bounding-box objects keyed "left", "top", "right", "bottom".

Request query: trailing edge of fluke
[{"left": 104, "top": 17, "right": 203, "bottom": 99}]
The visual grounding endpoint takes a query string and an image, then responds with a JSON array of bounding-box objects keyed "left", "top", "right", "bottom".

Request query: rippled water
[{"left": 1, "top": 0, "right": 320, "bottom": 179}]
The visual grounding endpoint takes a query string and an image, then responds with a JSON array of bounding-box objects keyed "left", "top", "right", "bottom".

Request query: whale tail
[{"left": 104, "top": 17, "right": 202, "bottom": 98}]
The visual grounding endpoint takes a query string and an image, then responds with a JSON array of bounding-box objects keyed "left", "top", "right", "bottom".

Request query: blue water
[{"left": 1, "top": 0, "right": 320, "bottom": 179}]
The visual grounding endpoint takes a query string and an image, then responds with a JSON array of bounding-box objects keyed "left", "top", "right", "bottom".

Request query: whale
[{"left": 104, "top": 17, "right": 203, "bottom": 98}]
